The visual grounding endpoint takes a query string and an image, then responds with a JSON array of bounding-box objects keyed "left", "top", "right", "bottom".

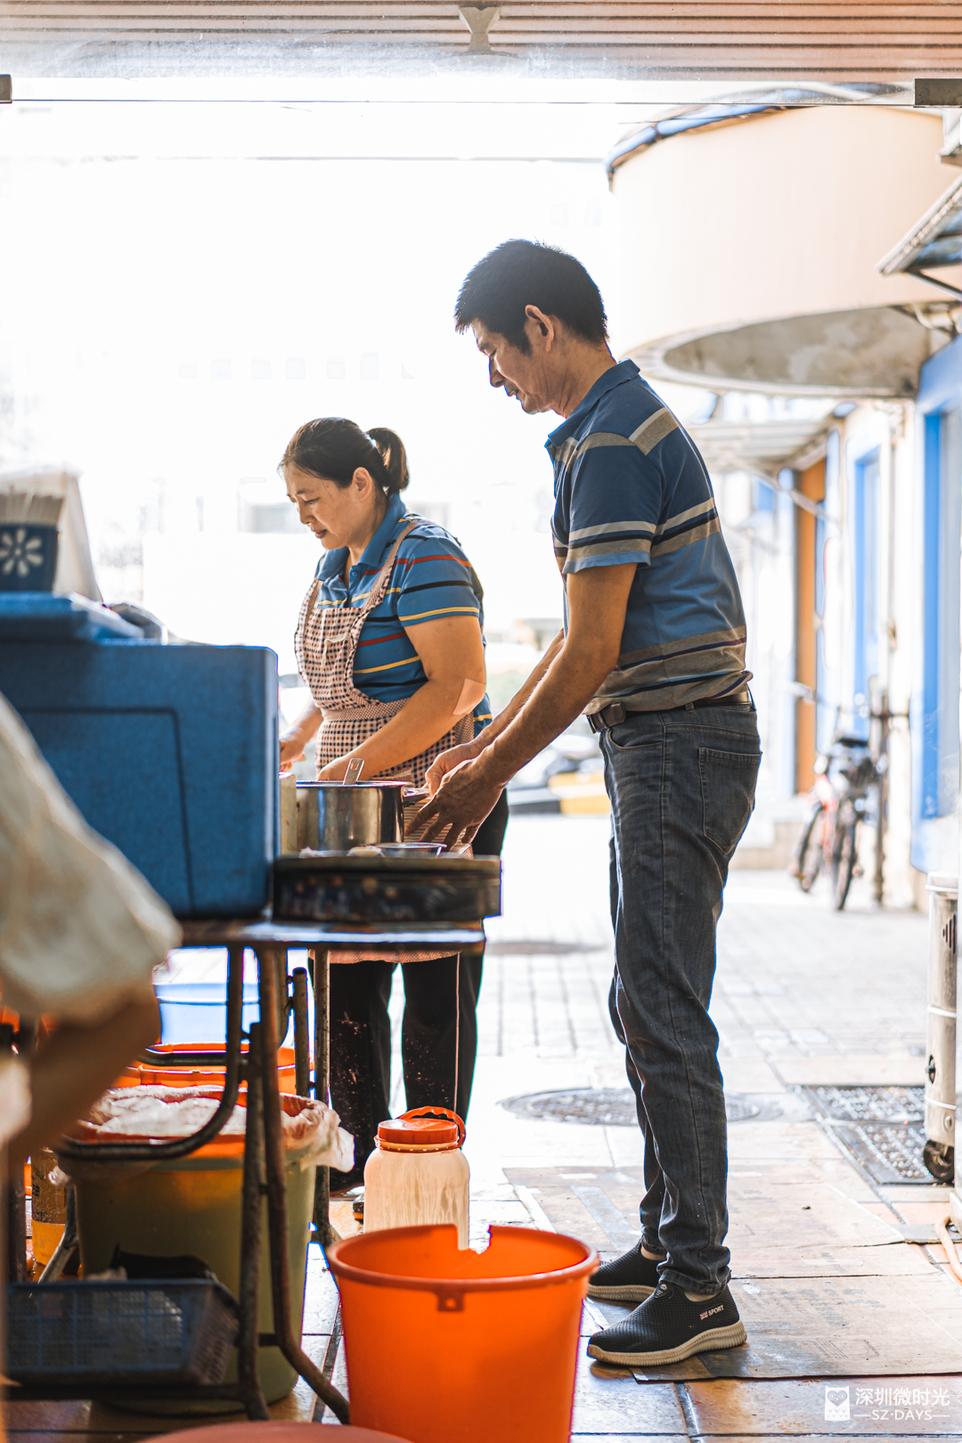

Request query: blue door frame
[{"left": 852, "top": 447, "right": 880, "bottom": 730}]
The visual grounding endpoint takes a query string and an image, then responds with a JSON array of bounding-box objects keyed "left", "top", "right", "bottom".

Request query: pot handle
[{"left": 401, "top": 1106, "right": 466, "bottom": 1147}]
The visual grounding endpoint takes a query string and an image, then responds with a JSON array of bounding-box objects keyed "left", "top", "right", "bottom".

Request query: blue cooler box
[{"left": 0, "top": 601, "right": 278, "bottom": 917}]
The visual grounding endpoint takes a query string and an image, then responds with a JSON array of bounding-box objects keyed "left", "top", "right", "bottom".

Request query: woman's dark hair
[
  {"left": 454, "top": 239, "right": 608, "bottom": 354},
  {"left": 280, "top": 418, "right": 409, "bottom": 494}
]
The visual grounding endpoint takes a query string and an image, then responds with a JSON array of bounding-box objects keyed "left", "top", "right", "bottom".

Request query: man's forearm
[
  {"left": 479, "top": 639, "right": 611, "bottom": 784},
  {"left": 475, "top": 631, "right": 564, "bottom": 749}
]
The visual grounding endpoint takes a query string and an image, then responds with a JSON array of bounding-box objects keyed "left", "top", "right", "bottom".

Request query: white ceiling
[{"left": 2, "top": 2, "right": 959, "bottom": 84}]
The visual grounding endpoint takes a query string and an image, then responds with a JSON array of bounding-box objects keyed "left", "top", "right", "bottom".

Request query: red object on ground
[
  {"left": 155, "top": 1427, "right": 412, "bottom": 1441},
  {"left": 328, "top": 1223, "right": 597, "bottom": 1443}
]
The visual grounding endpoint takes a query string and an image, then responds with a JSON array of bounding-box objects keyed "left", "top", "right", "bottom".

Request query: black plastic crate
[{"left": 6, "top": 1279, "right": 238, "bottom": 1388}]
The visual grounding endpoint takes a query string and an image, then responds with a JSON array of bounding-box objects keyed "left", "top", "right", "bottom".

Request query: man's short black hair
[{"left": 454, "top": 239, "right": 608, "bottom": 354}]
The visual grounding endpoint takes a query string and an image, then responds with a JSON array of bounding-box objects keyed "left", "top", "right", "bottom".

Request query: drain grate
[
  {"left": 833, "top": 1120, "right": 932, "bottom": 1185},
  {"left": 799, "top": 1084, "right": 938, "bottom": 1185},
  {"left": 803, "top": 1084, "right": 923, "bottom": 1124},
  {"left": 499, "top": 1088, "right": 784, "bottom": 1127}
]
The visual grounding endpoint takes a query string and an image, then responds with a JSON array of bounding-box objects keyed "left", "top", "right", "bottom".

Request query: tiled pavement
[{"left": 11, "top": 814, "right": 962, "bottom": 1440}]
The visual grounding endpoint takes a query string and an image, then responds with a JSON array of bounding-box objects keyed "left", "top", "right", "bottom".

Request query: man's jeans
[{"left": 600, "top": 703, "right": 761, "bottom": 1294}]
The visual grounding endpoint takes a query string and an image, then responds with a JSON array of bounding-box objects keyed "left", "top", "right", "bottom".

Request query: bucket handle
[{"left": 400, "top": 1106, "right": 466, "bottom": 1147}]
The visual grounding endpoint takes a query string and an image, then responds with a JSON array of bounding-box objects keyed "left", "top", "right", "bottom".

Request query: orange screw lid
[{"left": 376, "top": 1107, "right": 465, "bottom": 1149}]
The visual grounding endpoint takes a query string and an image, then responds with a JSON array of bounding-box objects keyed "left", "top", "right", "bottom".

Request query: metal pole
[
  {"left": 873, "top": 693, "right": 889, "bottom": 907},
  {"left": 257, "top": 949, "right": 350, "bottom": 1424},
  {"left": 312, "top": 947, "right": 333, "bottom": 1245},
  {"left": 238, "top": 1021, "right": 270, "bottom": 1421}
]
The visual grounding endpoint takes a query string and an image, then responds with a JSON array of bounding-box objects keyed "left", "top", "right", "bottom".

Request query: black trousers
[{"left": 329, "top": 791, "right": 509, "bottom": 1190}]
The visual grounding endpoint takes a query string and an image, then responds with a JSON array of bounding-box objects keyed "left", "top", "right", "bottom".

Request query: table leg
[
  {"left": 238, "top": 1021, "right": 270, "bottom": 1421},
  {"left": 292, "top": 966, "right": 311, "bottom": 1098},
  {"left": 5, "top": 1165, "right": 27, "bottom": 1282},
  {"left": 312, "top": 947, "right": 333, "bottom": 1245},
  {"left": 257, "top": 948, "right": 350, "bottom": 1424}
]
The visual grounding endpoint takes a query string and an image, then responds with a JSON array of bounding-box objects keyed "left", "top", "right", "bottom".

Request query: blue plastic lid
[{"left": 0, "top": 593, "right": 143, "bottom": 642}]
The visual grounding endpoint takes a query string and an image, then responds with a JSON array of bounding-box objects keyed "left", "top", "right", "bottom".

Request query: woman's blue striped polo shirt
[{"left": 310, "top": 491, "right": 492, "bottom": 734}]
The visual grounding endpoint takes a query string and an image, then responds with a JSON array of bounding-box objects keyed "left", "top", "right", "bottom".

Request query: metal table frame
[{"left": 9, "top": 918, "right": 483, "bottom": 1424}]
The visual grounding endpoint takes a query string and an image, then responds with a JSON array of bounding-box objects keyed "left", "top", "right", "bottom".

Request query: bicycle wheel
[
  {"left": 832, "top": 814, "right": 858, "bottom": 911},
  {"left": 795, "top": 804, "right": 823, "bottom": 893}
]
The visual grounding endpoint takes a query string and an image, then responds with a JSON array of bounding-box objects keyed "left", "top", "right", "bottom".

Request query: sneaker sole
[
  {"left": 587, "top": 1320, "right": 747, "bottom": 1367},
  {"left": 587, "top": 1283, "right": 656, "bottom": 1302}
]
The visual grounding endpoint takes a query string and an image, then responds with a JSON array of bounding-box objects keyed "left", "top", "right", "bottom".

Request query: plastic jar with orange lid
[{"left": 362, "top": 1107, "right": 469, "bottom": 1246}]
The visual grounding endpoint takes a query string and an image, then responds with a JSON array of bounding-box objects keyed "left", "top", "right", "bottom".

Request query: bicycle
[{"left": 790, "top": 687, "right": 907, "bottom": 911}]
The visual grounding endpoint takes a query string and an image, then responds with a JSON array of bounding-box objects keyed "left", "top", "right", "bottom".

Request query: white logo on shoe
[{"left": 698, "top": 1303, "right": 725, "bottom": 1321}]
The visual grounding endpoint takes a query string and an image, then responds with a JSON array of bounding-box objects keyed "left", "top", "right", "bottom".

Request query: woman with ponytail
[{"left": 280, "top": 416, "right": 507, "bottom": 1191}]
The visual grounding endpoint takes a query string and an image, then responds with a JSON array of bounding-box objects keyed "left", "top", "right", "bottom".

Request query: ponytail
[
  {"left": 280, "top": 417, "right": 411, "bottom": 495},
  {"left": 367, "top": 427, "right": 410, "bottom": 494}
]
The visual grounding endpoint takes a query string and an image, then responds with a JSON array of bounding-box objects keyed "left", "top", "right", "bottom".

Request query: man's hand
[
  {"left": 424, "top": 736, "right": 486, "bottom": 796},
  {"left": 419, "top": 565, "right": 636, "bottom": 830},
  {"left": 413, "top": 755, "right": 504, "bottom": 846}
]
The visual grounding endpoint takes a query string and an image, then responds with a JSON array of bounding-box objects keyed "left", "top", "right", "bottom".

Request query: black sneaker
[
  {"left": 587, "top": 1243, "right": 663, "bottom": 1302},
  {"left": 587, "top": 1281, "right": 747, "bottom": 1366}
]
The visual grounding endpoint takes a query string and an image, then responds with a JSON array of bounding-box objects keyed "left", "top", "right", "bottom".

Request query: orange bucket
[
  {"left": 328, "top": 1224, "right": 596, "bottom": 1443},
  {"left": 115, "top": 1043, "right": 296, "bottom": 1093}
]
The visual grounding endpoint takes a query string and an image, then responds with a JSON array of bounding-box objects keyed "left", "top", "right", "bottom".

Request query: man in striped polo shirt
[{"left": 417, "top": 239, "right": 761, "bottom": 1367}]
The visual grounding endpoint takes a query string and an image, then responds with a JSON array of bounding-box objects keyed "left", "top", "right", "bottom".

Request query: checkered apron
[{"left": 295, "top": 517, "right": 476, "bottom": 963}]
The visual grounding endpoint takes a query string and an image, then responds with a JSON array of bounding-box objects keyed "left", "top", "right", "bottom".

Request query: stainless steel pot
[{"left": 295, "top": 781, "right": 408, "bottom": 853}]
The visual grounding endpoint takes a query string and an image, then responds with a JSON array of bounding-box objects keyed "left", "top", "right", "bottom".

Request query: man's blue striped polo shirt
[
  {"left": 311, "top": 491, "right": 492, "bottom": 734},
  {"left": 547, "top": 360, "right": 750, "bottom": 713}
]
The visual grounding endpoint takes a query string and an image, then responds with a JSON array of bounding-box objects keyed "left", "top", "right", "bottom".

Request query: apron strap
[{"left": 354, "top": 516, "right": 420, "bottom": 623}]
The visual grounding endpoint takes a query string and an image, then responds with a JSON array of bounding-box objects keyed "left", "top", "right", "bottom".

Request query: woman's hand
[
  {"left": 279, "top": 732, "right": 306, "bottom": 769},
  {"left": 315, "top": 755, "right": 357, "bottom": 782},
  {"left": 424, "top": 735, "right": 486, "bottom": 796},
  {"left": 279, "top": 703, "right": 322, "bottom": 771}
]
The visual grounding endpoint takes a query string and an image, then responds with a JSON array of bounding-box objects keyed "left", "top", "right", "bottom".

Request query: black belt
[{"left": 587, "top": 689, "right": 752, "bottom": 734}]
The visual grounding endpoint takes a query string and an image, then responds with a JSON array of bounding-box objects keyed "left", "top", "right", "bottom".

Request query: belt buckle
[{"left": 589, "top": 701, "right": 626, "bottom": 733}]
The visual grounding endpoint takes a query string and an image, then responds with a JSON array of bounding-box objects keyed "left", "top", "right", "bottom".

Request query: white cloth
[
  {"left": 0, "top": 691, "right": 180, "bottom": 1023},
  {"left": 74, "top": 1085, "right": 354, "bottom": 1174}
]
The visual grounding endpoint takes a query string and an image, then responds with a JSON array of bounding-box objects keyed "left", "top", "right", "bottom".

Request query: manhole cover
[{"left": 499, "top": 1088, "right": 782, "bottom": 1127}]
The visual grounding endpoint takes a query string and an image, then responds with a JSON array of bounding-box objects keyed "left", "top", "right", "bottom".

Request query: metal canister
[
  {"left": 924, "top": 873, "right": 957, "bottom": 1182},
  {"left": 295, "top": 781, "right": 406, "bottom": 853}
]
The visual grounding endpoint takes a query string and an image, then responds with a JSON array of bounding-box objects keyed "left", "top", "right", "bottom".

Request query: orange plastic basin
[{"left": 115, "top": 1043, "right": 296, "bottom": 1094}]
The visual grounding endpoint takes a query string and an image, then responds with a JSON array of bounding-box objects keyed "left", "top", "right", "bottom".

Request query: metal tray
[{"left": 272, "top": 853, "right": 502, "bottom": 925}]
